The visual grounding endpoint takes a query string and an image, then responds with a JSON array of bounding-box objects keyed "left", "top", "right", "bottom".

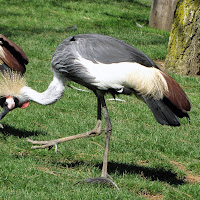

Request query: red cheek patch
[
  {"left": 21, "top": 101, "right": 30, "bottom": 109},
  {"left": 6, "top": 96, "right": 12, "bottom": 99}
]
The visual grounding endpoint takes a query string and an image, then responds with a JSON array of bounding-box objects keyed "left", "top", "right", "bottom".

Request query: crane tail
[
  {"left": 143, "top": 97, "right": 181, "bottom": 126},
  {"left": 141, "top": 70, "right": 191, "bottom": 126}
]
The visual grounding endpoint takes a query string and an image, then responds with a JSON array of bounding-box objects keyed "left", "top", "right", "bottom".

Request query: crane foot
[
  {"left": 76, "top": 177, "right": 119, "bottom": 190},
  {"left": 26, "top": 120, "right": 102, "bottom": 152}
]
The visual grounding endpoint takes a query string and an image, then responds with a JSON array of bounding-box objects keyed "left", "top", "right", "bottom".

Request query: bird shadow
[
  {"left": 0, "top": 124, "right": 45, "bottom": 138},
  {"left": 0, "top": 124, "right": 186, "bottom": 186},
  {"left": 106, "top": 162, "right": 185, "bottom": 186},
  {"left": 58, "top": 160, "right": 186, "bottom": 186}
]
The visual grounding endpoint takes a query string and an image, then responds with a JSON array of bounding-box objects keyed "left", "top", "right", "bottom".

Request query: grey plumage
[{"left": 51, "top": 34, "right": 190, "bottom": 126}]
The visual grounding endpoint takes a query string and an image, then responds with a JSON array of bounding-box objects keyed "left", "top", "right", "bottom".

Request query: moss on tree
[{"left": 165, "top": 0, "right": 200, "bottom": 75}]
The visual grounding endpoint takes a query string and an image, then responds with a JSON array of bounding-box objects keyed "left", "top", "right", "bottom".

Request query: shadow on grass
[
  {"left": 0, "top": 124, "right": 45, "bottom": 138},
  {"left": 106, "top": 162, "right": 185, "bottom": 186},
  {"left": 59, "top": 160, "right": 185, "bottom": 186}
]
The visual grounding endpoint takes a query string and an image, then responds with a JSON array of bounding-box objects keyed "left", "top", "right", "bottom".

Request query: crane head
[
  {"left": 0, "top": 70, "right": 29, "bottom": 120},
  {"left": 0, "top": 96, "right": 29, "bottom": 120}
]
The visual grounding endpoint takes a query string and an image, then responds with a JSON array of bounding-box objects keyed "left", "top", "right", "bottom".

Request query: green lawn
[{"left": 0, "top": 0, "right": 200, "bottom": 199}]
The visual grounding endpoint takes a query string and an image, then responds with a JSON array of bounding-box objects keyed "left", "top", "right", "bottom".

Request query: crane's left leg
[
  {"left": 100, "top": 96, "right": 112, "bottom": 178},
  {"left": 82, "top": 96, "right": 119, "bottom": 189}
]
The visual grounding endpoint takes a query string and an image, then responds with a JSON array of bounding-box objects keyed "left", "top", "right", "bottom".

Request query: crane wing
[
  {"left": 0, "top": 34, "right": 28, "bottom": 74},
  {"left": 66, "top": 34, "right": 158, "bottom": 68},
  {"left": 52, "top": 34, "right": 159, "bottom": 87}
]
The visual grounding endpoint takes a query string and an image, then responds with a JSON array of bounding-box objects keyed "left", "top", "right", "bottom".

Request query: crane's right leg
[{"left": 27, "top": 98, "right": 103, "bottom": 150}]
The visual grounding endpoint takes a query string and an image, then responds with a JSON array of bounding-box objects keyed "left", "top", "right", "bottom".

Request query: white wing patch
[{"left": 76, "top": 55, "right": 168, "bottom": 100}]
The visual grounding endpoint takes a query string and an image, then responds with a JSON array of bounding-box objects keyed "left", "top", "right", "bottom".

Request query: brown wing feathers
[
  {"left": 0, "top": 34, "right": 28, "bottom": 74},
  {"left": 161, "top": 71, "right": 191, "bottom": 117}
]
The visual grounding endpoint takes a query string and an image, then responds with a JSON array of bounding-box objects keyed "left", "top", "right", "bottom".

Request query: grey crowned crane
[
  {"left": 0, "top": 34, "right": 29, "bottom": 121},
  {"left": 0, "top": 34, "right": 191, "bottom": 186}
]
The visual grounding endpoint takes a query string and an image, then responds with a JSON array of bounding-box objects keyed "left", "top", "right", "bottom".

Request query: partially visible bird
[
  {"left": 0, "top": 34, "right": 191, "bottom": 186},
  {"left": 0, "top": 34, "right": 29, "bottom": 121}
]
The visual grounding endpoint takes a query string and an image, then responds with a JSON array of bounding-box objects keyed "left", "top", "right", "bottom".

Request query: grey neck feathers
[{"left": 20, "top": 76, "right": 66, "bottom": 105}]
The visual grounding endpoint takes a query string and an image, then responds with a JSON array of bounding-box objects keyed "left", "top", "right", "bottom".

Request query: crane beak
[
  {"left": 0, "top": 104, "right": 10, "bottom": 120},
  {"left": 0, "top": 96, "right": 15, "bottom": 120},
  {"left": 0, "top": 97, "right": 30, "bottom": 120}
]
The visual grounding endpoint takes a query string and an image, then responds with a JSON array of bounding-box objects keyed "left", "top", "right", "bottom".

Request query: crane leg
[
  {"left": 27, "top": 98, "right": 103, "bottom": 149},
  {"left": 27, "top": 96, "right": 118, "bottom": 189},
  {"left": 82, "top": 96, "right": 119, "bottom": 189},
  {"left": 100, "top": 96, "right": 112, "bottom": 178}
]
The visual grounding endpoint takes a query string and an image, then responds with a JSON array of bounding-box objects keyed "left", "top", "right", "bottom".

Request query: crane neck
[{"left": 20, "top": 75, "right": 66, "bottom": 105}]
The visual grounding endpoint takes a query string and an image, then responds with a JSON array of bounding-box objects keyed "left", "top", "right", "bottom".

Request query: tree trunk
[
  {"left": 149, "top": 0, "right": 177, "bottom": 31},
  {"left": 165, "top": 0, "right": 200, "bottom": 75}
]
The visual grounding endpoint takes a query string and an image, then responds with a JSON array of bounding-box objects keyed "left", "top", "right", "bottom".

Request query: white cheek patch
[{"left": 6, "top": 96, "right": 15, "bottom": 110}]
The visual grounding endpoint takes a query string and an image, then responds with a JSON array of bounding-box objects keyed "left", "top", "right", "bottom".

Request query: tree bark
[
  {"left": 165, "top": 0, "right": 200, "bottom": 75},
  {"left": 149, "top": 0, "right": 177, "bottom": 31}
]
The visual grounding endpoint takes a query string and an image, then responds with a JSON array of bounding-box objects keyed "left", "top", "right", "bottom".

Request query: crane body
[{"left": 0, "top": 34, "right": 191, "bottom": 186}]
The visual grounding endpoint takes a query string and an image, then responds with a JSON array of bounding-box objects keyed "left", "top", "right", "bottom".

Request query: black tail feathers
[
  {"left": 143, "top": 96, "right": 186, "bottom": 126},
  {"left": 117, "top": 87, "right": 189, "bottom": 126}
]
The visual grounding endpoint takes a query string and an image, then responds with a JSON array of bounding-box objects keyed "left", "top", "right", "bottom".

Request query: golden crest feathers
[{"left": 0, "top": 71, "right": 27, "bottom": 97}]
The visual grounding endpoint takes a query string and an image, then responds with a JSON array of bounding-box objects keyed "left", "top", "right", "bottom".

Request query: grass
[{"left": 0, "top": 0, "right": 200, "bottom": 199}]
